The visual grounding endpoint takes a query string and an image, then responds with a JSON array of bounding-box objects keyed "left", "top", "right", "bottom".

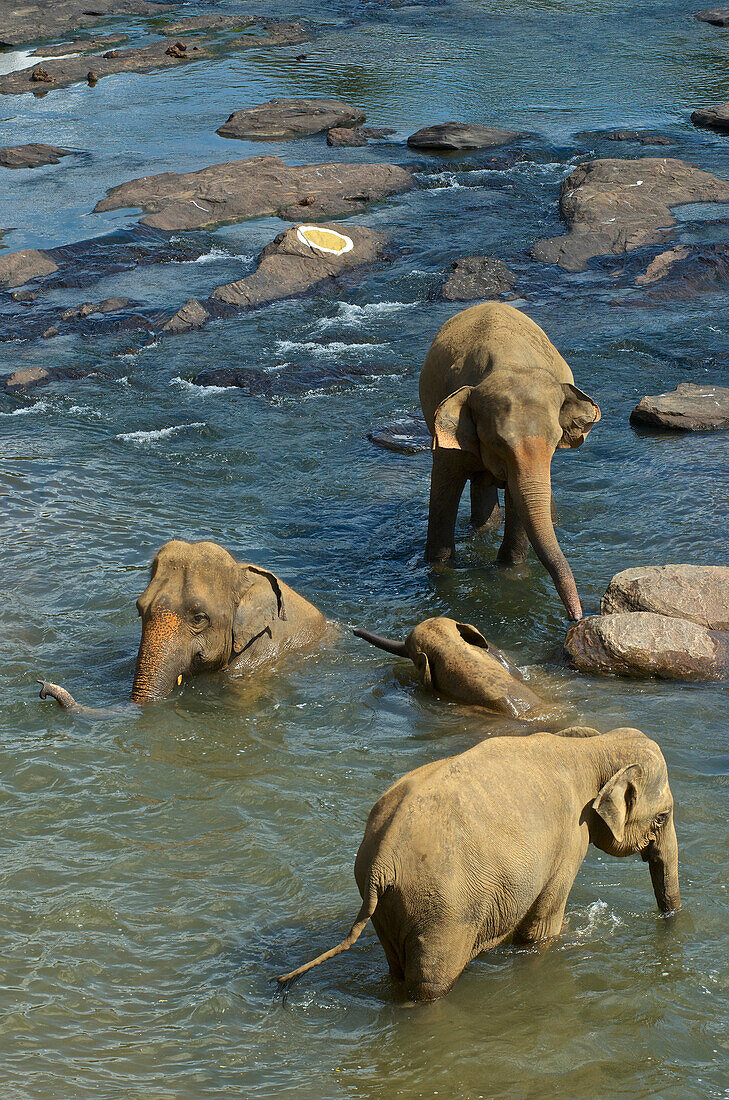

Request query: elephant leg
[
  {"left": 513, "top": 845, "right": 585, "bottom": 945},
  {"left": 425, "top": 451, "right": 469, "bottom": 564},
  {"left": 497, "top": 487, "right": 530, "bottom": 565},
  {"left": 402, "top": 926, "right": 471, "bottom": 1002},
  {"left": 372, "top": 912, "right": 404, "bottom": 982},
  {"left": 469, "top": 474, "right": 501, "bottom": 532}
]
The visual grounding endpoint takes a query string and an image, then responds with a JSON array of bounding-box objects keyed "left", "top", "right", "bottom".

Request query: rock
[
  {"left": 87, "top": 71, "right": 98, "bottom": 85},
  {"left": 31, "top": 34, "right": 129, "bottom": 55},
  {"left": 30, "top": 68, "right": 54, "bottom": 83},
  {"left": 367, "top": 415, "right": 431, "bottom": 454},
  {"left": 326, "top": 125, "right": 394, "bottom": 147},
  {"left": 633, "top": 241, "right": 729, "bottom": 299},
  {"left": 601, "top": 565, "right": 729, "bottom": 630},
  {"left": 192, "top": 359, "right": 393, "bottom": 397},
  {"left": 94, "top": 156, "right": 413, "bottom": 231},
  {"left": 211, "top": 223, "right": 386, "bottom": 311},
  {"left": 0, "top": 365, "right": 91, "bottom": 392},
  {"left": 0, "top": 249, "right": 58, "bottom": 288},
  {"left": 441, "top": 255, "right": 517, "bottom": 300},
  {"left": 532, "top": 157, "right": 729, "bottom": 271},
  {"left": 691, "top": 103, "right": 729, "bottom": 132},
  {"left": 565, "top": 612, "right": 729, "bottom": 681},
  {"left": 635, "top": 246, "right": 690, "bottom": 285},
  {"left": 162, "top": 298, "right": 210, "bottom": 334},
  {"left": 630, "top": 382, "right": 729, "bottom": 431},
  {"left": 0, "top": 143, "right": 74, "bottom": 169},
  {"left": 217, "top": 98, "right": 366, "bottom": 141},
  {"left": 407, "top": 123, "right": 520, "bottom": 150},
  {"left": 10, "top": 288, "right": 39, "bottom": 303},
  {"left": 696, "top": 6, "right": 729, "bottom": 23},
  {"left": 61, "top": 297, "right": 130, "bottom": 320},
  {"left": 160, "top": 15, "right": 257, "bottom": 35},
  {"left": 42, "top": 325, "right": 59, "bottom": 338},
  {"left": 577, "top": 129, "right": 675, "bottom": 146},
  {"left": 164, "top": 41, "right": 188, "bottom": 59},
  {"left": 0, "top": 1, "right": 174, "bottom": 47}
]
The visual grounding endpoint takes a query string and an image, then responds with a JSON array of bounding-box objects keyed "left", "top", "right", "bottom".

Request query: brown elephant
[
  {"left": 353, "top": 616, "right": 548, "bottom": 718},
  {"left": 39, "top": 539, "right": 327, "bottom": 709},
  {"left": 278, "top": 727, "right": 680, "bottom": 1002},
  {"left": 419, "top": 302, "right": 601, "bottom": 621}
]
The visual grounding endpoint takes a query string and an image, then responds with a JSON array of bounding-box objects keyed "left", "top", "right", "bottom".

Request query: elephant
[
  {"left": 353, "top": 616, "right": 548, "bottom": 718},
  {"left": 277, "top": 726, "right": 680, "bottom": 1002},
  {"left": 39, "top": 539, "right": 327, "bottom": 709},
  {"left": 419, "top": 302, "right": 601, "bottom": 621}
]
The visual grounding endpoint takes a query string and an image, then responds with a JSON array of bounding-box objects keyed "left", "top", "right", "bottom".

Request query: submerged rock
[
  {"left": 601, "top": 565, "right": 729, "bottom": 630},
  {"left": 94, "top": 156, "right": 413, "bottom": 231},
  {"left": 192, "top": 359, "right": 393, "bottom": 397},
  {"left": 31, "top": 33, "right": 129, "bottom": 55},
  {"left": 441, "top": 255, "right": 517, "bottom": 300},
  {"left": 691, "top": 102, "right": 729, "bottom": 133},
  {"left": 565, "top": 611, "right": 729, "bottom": 681},
  {"left": 630, "top": 382, "right": 729, "bottom": 431},
  {"left": 367, "top": 415, "right": 431, "bottom": 454},
  {"left": 577, "top": 129, "right": 675, "bottom": 146},
  {"left": 0, "top": 249, "right": 58, "bottom": 288},
  {"left": 0, "top": 143, "right": 75, "bottom": 168},
  {"left": 162, "top": 299, "right": 211, "bottom": 334},
  {"left": 0, "top": 0, "right": 173, "bottom": 47},
  {"left": 0, "top": 364, "right": 91, "bottom": 392},
  {"left": 160, "top": 14, "right": 256, "bottom": 36},
  {"left": 407, "top": 122, "right": 520, "bottom": 150},
  {"left": 326, "top": 126, "right": 394, "bottom": 147},
  {"left": 532, "top": 157, "right": 729, "bottom": 271},
  {"left": 217, "top": 98, "right": 366, "bottom": 141},
  {"left": 695, "top": 6, "right": 729, "bottom": 23},
  {"left": 61, "top": 297, "right": 130, "bottom": 320}
]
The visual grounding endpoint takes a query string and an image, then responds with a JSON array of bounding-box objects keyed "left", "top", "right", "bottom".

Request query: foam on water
[
  {"left": 274, "top": 340, "right": 389, "bottom": 358},
  {"left": 0, "top": 400, "right": 48, "bottom": 416},
  {"left": 115, "top": 421, "right": 206, "bottom": 443},
  {"left": 315, "top": 301, "right": 410, "bottom": 330},
  {"left": 170, "top": 377, "right": 230, "bottom": 395}
]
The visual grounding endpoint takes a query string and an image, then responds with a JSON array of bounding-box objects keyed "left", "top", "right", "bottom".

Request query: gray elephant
[
  {"left": 419, "top": 302, "right": 601, "bottom": 621},
  {"left": 278, "top": 726, "right": 680, "bottom": 1001},
  {"left": 39, "top": 539, "right": 327, "bottom": 709},
  {"left": 354, "top": 616, "right": 548, "bottom": 718}
]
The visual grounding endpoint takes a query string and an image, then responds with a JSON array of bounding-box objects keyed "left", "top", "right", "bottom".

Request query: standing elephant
[
  {"left": 419, "top": 302, "right": 601, "bottom": 620},
  {"left": 39, "top": 539, "right": 327, "bottom": 708},
  {"left": 277, "top": 727, "right": 680, "bottom": 1002}
]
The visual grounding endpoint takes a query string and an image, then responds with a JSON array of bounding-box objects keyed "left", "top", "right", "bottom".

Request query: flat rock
[
  {"left": 601, "top": 565, "right": 729, "bottom": 630},
  {"left": 691, "top": 103, "right": 729, "bottom": 132},
  {"left": 696, "top": 6, "right": 729, "bottom": 23},
  {"left": 326, "top": 125, "right": 394, "bottom": 147},
  {"left": 61, "top": 296, "right": 130, "bottom": 320},
  {"left": 565, "top": 611, "right": 729, "bottom": 680},
  {"left": 94, "top": 155, "right": 413, "bottom": 231},
  {"left": 217, "top": 98, "right": 366, "bottom": 141},
  {"left": 441, "top": 255, "right": 517, "bottom": 300},
  {"left": 160, "top": 15, "right": 256, "bottom": 35},
  {"left": 367, "top": 414, "right": 431, "bottom": 454},
  {"left": 0, "top": 248, "right": 58, "bottom": 288},
  {"left": 31, "top": 33, "right": 129, "bottom": 55},
  {"left": 0, "top": 364, "right": 91, "bottom": 392},
  {"left": 407, "top": 122, "right": 520, "bottom": 150},
  {"left": 0, "top": 143, "right": 74, "bottom": 168},
  {"left": 630, "top": 382, "right": 729, "bottom": 431},
  {"left": 0, "top": 0, "right": 173, "bottom": 47},
  {"left": 532, "top": 157, "right": 729, "bottom": 271},
  {"left": 162, "top": 298, "right": 210, "bottom": 334},
  {"left": 577, "top": 129, "right": 675, "bottom": 146}
]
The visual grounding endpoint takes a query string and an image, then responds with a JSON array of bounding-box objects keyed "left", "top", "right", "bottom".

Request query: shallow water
[{"left": 1, "top": 0, "right": 729, "bottom": 1095}]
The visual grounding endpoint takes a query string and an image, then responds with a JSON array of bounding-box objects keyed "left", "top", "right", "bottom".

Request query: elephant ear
[
  {"left": 232, "top": 566, "right": 287, "bottom": 654},
  {"left": 413, "top": 650, "right": 433, "bottom": 691},
  {"left": 456, "top": 622, "right": 490, "bottom": 649},
  {"left": 247, "top": 566, "right": 287, "bottom": 620},
  {"left": 433, "top": 387, "right": 480, "bottom": 458},
  {"left": 558, "top": 383, "right": 601, "bottom": 449},
  {"left": 593, "top": 763, "right": 643, "bottom": 846}
]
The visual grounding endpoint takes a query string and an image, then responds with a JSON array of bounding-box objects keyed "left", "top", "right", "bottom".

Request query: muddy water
[{"left": 1, "top": 0, "right": 728, "bottom": 1096}]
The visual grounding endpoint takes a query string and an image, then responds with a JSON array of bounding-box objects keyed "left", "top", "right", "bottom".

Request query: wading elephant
[
  {"left": 419, "top": 302, "right": 601, "bottom": 621},
  {"left": 354, "top": 616, "right": 547, "bottom": 719},
  {"left": 40, "top": 539, "right": 327, "bottom": 709},
  {"left": 278, "top": 726, "right": 680, "bottom": 1002}
]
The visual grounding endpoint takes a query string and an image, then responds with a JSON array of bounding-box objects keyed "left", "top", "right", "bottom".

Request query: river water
[{"left": 1, "top": 0, "right": 728, "bottom": 1095}]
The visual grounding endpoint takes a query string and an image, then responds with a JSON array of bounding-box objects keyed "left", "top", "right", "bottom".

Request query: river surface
[{"left": 1, "top": 0, "right": 729, "bottom": 1096}]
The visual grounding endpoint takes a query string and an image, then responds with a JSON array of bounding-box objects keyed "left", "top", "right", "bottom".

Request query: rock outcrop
[
  {"left": 441, "top": 255, "right": 517, "bottom": 300},
  {"left": 0, "top": 143, "right": 74, "bottom": 168},
  {"left": 0, "top": 249, "right": 58, "bottom": 288},
  {"left": 407, "top": 122, "right": 520, "bottom": 150},
  {"left": 94, "top": 156, "right": 413, "bottom": 231},
  {"left": 162, "top": 298, "right": 210, "bottom": 335},
  {"left": 0, "top": 0, "right": 173, "bottom": 47},
  {"left": 691, "top": 103, "right": 729, "bottom": 132},
  {"left": 217, "top": 98, "right": 366, "bottom": 141},
  {"left": 601, "top": 565, "right": 729, "bottom": 630},
  {"left": 630, "top": 383, "right": 729, "bottom": 430},
  {"left": 532, "top": 157, "right": 729, "bottom": 271}
]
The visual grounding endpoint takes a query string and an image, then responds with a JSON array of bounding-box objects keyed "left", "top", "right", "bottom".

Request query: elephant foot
[
  {"left": 496, "top": 547, "right": 529, "bottom": 567},
  {"left": 470, "top": 502, "right": 502, "bottom": 533}
]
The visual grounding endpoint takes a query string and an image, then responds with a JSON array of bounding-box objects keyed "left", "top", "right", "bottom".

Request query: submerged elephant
[
  {"left": 419, "top": 302, "right": 601, "bottom": 620},
  {"left": 40, "top": 539, "right": 327, "bottom": 709},
  {"left": 278, "top": 726, "right": 680, "bottom": 1001},
  {"left": 354, "top": 616, "right": 547, "bottom": 718}
]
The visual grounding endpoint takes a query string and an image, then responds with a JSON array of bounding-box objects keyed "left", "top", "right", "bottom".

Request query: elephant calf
[
  {"left": 40, "top": 539, "right": 327, "bottom": 709},
  {"left": 354, "top": 616, "right": 547, "bottom": 718},
  {"left": 278, "top": 727, "right": 680, "bottom": 1002}
]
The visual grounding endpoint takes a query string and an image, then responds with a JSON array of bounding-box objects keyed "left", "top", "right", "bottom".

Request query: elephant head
[
  {"left": 589, "top": 733, "right": 680, "bottom": 914},
  {"left": 433, "top": 375, "right": 600, "bottom": 620},
  {"left": 131, "top": 540, "right": 292, "bottom": 703}
]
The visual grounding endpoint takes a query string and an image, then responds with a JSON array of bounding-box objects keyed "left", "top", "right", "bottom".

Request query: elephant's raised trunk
[
  {"left": 645, "top": 818, "right": 681, "bottom": 914},
  {"left": 353, "top": 627, "right": 409, "bottom": 658},
  {"left": 508, "top": 440, "right": 583, "bottom": 621},
  {"left": 131, "top": 608, "right": 186, "bottom": 703}
]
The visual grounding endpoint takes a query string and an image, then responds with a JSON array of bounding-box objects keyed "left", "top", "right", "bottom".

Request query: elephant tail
[
  {"left": 276, "top": 878, "right": 382, "bottom": 991},
  {"left": 353, "top": 627, "right": 409, "bottom": 658}
]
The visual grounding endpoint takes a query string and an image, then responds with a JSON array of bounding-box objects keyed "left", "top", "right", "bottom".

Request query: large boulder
[
  {"left": 217, "top": 98, "right": 366, "bottom": 141},
  {"left": 441, "top": 255, "right": 517, "bottom": 300},
  {"left": 691, "top": 103, "right": 729, "bottom": 132},
  {"left": 407, "top": 122, "right": 520, "bottom": 151},
  {"left": 565, "top": 612, "right": 729, "bottom": 681},
  {"left": 532, "top": 157, "right": 729, "bottom": 271},
  {"left": 630, "top": 383, "right": 729, "bottom": 431},
  {"left": 94, "top": 156, "right": 413, "bottom": 231},
  {"left": 0, "top": 249, "right": 58, "bottom": 288},
  {"left": 0, "top": 143, "right": 74, "bottom": 168},
  {"left": 601, "top": 565, "right": 729, "bottom": 629}
]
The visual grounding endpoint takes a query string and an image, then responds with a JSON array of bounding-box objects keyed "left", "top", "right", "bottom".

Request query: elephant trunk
[
  {"left": 508, "top": 443, "right": 583, "bottom": 621},
  {"left": 352, "top": 627, "right": 409, "bottom": 658},
  {"left": 131, "top": 609, "right": 187, "bottom": 703},
  {"left": 645, "top": 818, "right": 681, "bottom": 914}
]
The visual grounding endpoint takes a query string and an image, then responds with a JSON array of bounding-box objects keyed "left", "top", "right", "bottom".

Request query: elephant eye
[
  {"left": 191, "top": 611, "right": 209, "bottom": 626},
  {"left": 654, "top": 812, "right": 669, "bottom": 827}
]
